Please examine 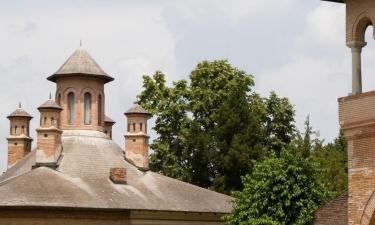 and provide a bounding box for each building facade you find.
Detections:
[0,47,232,225]
[316,1,375,225]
